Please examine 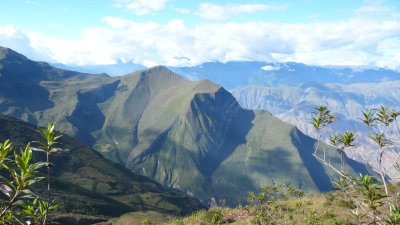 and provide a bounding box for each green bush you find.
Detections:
[204,208,223,224]
[142,218,153,225]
